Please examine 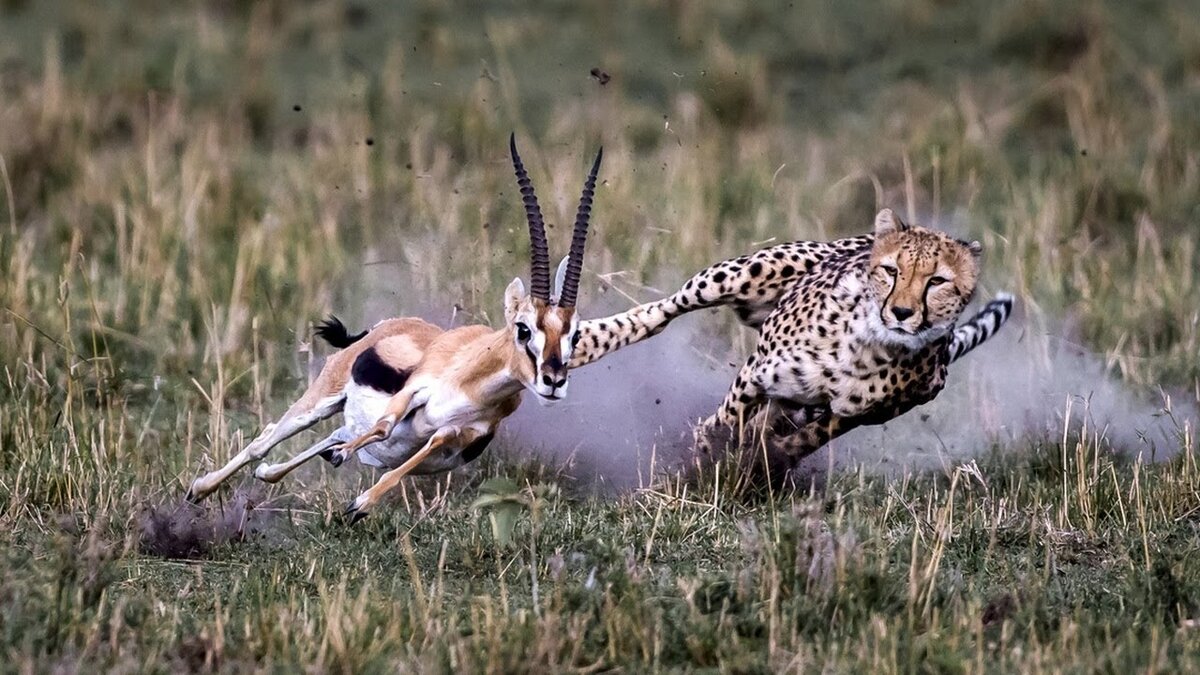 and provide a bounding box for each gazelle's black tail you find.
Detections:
[314,316,368,349]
